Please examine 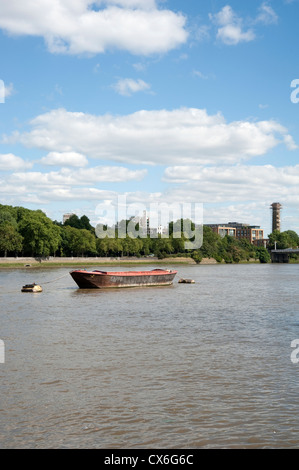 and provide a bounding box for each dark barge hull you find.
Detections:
[70,269,178,289]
